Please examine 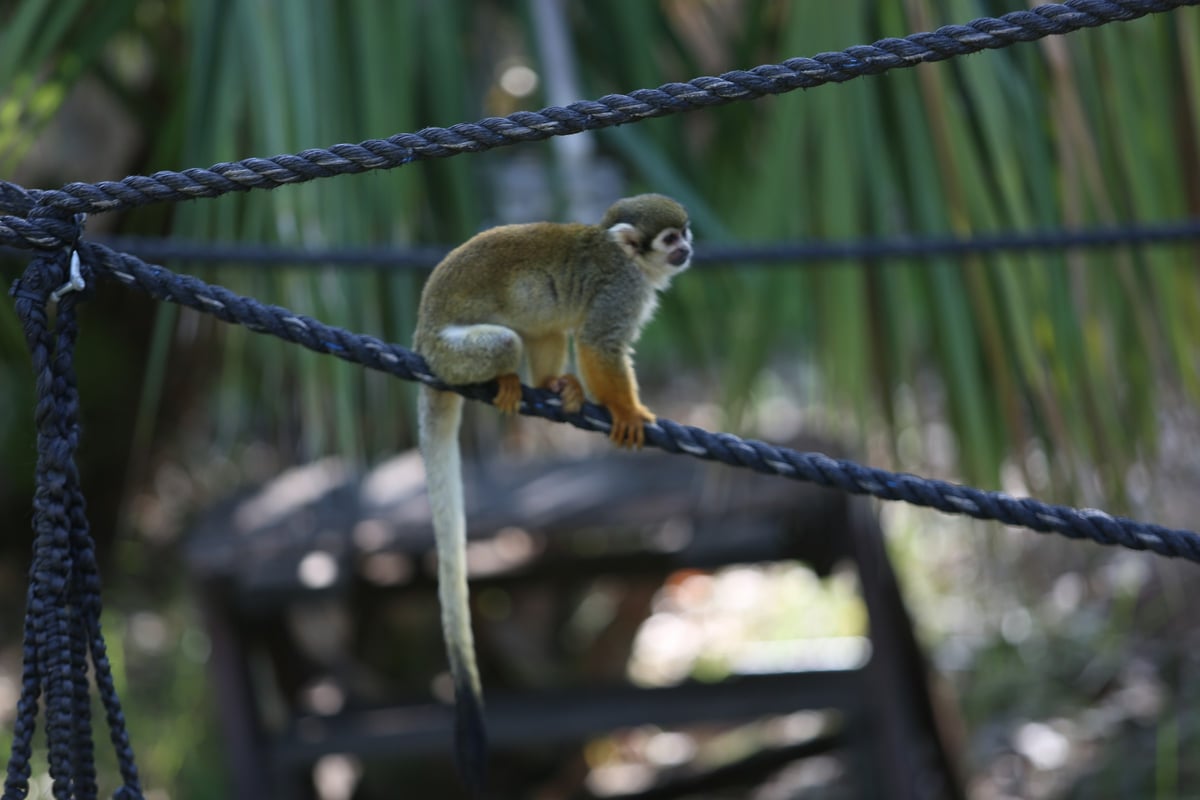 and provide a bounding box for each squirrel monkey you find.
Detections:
[413,194,692,791]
